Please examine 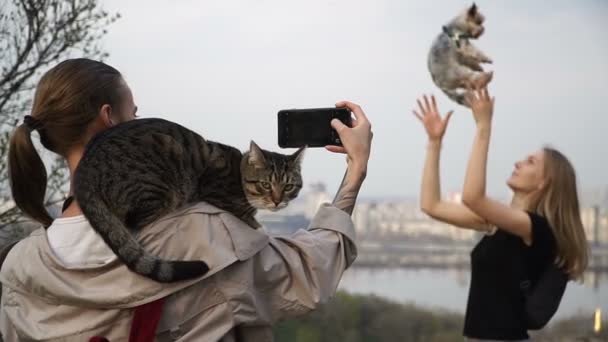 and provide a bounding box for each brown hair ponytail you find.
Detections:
[8,123,53,227]
[7,58,124,227]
